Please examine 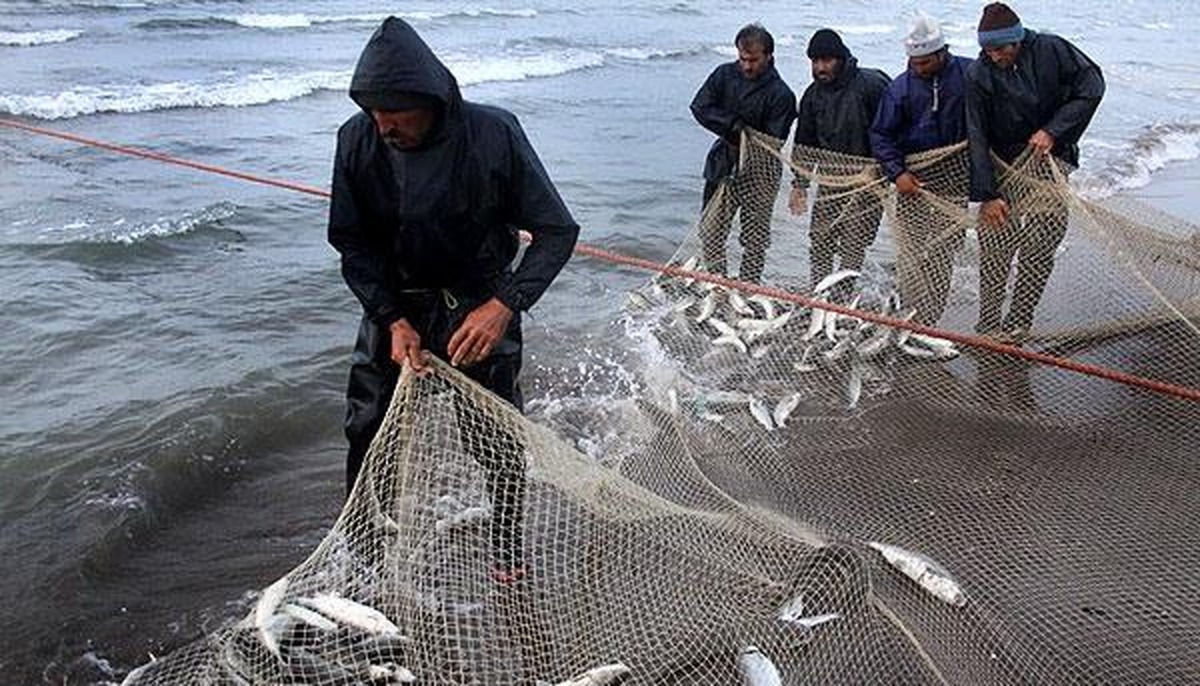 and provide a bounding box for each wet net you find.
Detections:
[122,130,1200,685]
